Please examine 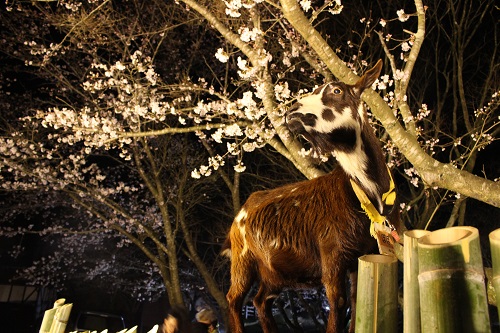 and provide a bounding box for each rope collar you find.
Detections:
[349,167,396,238]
